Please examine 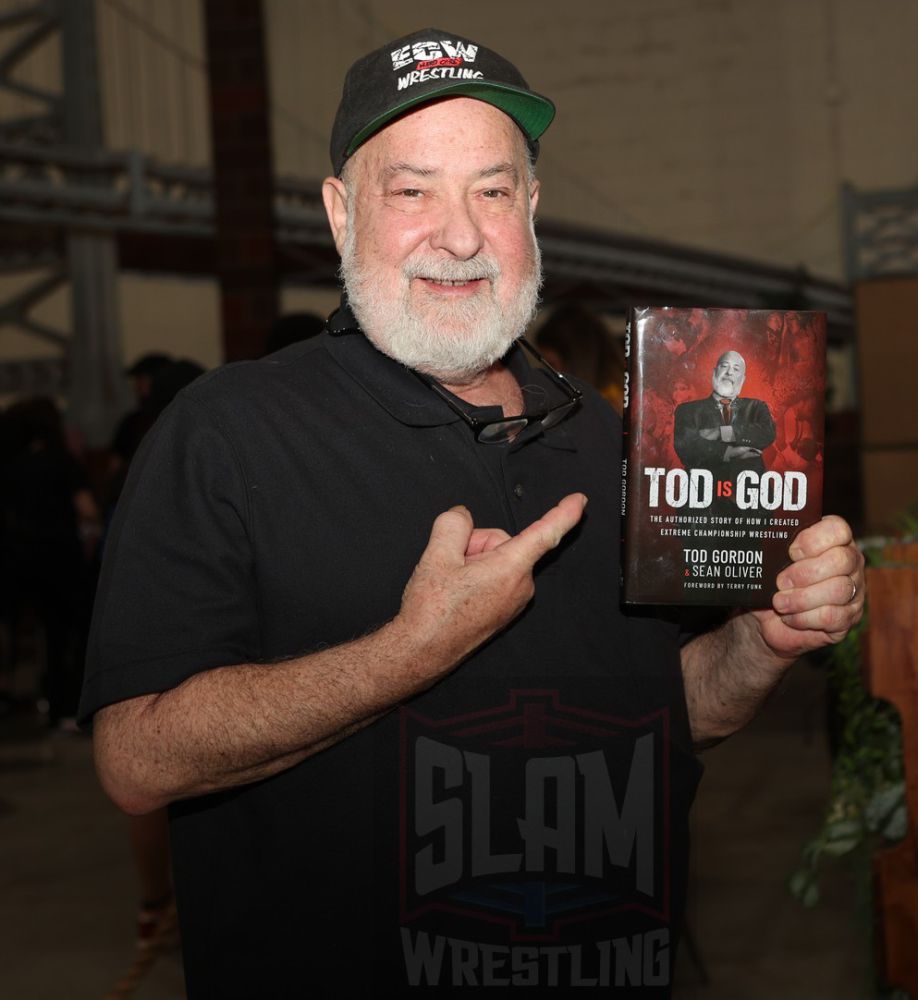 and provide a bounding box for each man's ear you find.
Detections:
[528,178,540,218]
[322,176,349,255]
